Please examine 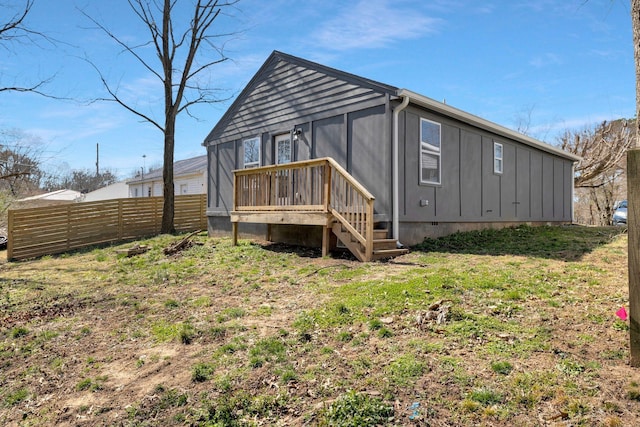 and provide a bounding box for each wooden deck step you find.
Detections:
[371,247,410,261]
[373,229,389,239]
[331,222,408,261]
[372,238,399,251]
